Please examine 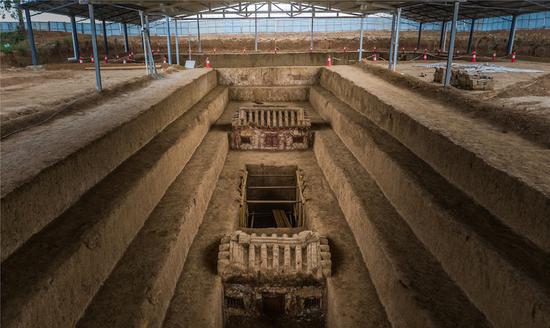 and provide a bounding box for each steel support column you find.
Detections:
[310,7,315,50]
[24,8,38,66]
[467,18,475,53]
[507,15,518,55]
[102,20,109,58]
[444,2,460,87]
[388,12,397,69]
[143,14,157,76]
[439,21,447,51]
[166,16,172,64]
[390,8,401,71]
[416,22,423,50]
[358,14,365,61]
[140,11,149,73]
[123,23,129,53]
[391,8,402,71]
[70,15,80,60]
[254,4,259,51]
[197,16,202,53]
[88,4,102,91]
[174,19,180,65]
